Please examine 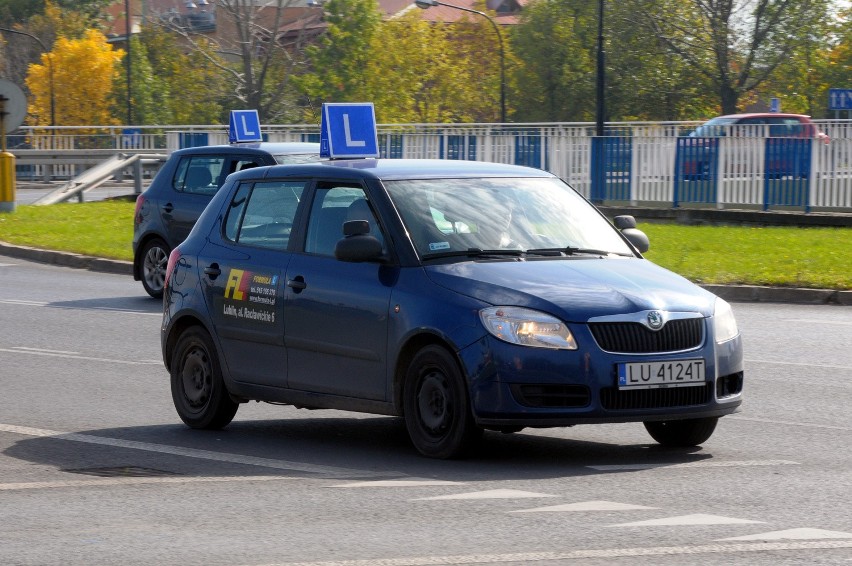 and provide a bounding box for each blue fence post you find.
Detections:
[674,137,719,208]
[763,137,811,211]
